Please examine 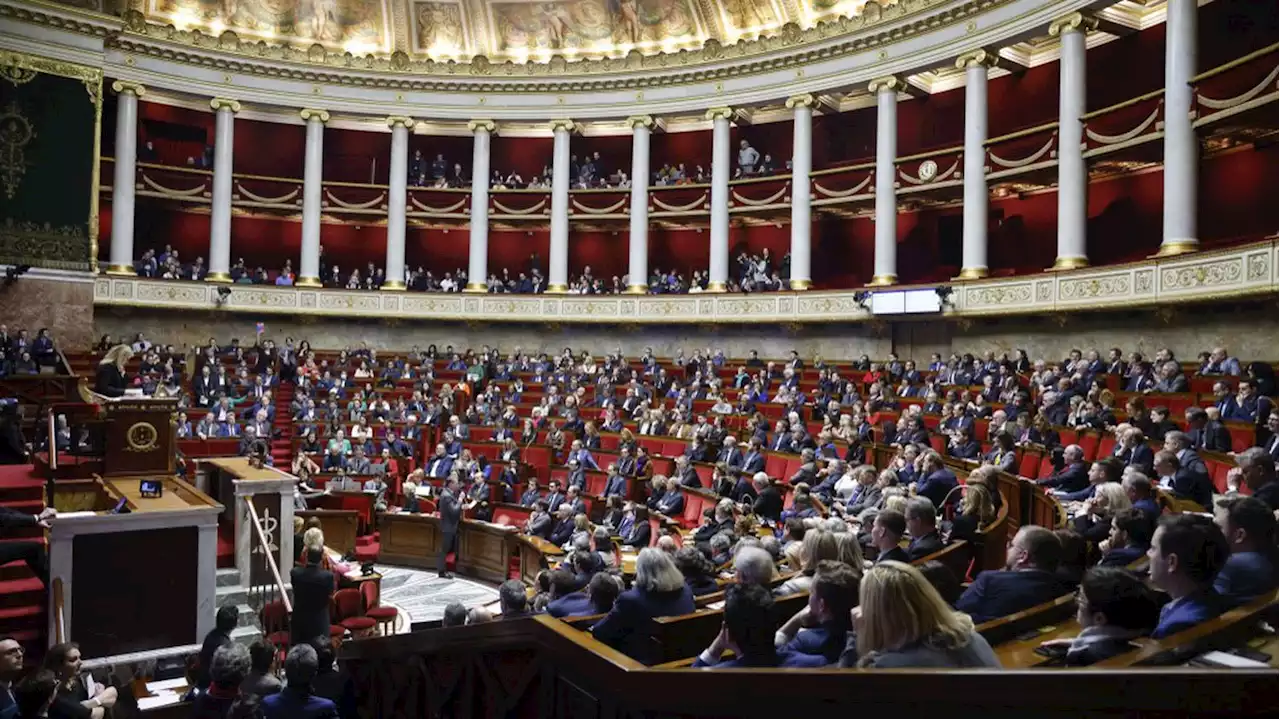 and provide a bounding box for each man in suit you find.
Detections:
[563,486,587,516]
[1148,514,1228,638]
[519,484,542,507]
[604,466,629,498]
[740,438,766,476]
[789,448,819,487]
[912,452,959,511]
[289,548,335,646]
[548,505,576,546]
[655,478,685,517]
[1160,432,1214,510]
[956,525,1075,624]
[526,500,553,540]
[544,479,566,513]
[750,473,783,524]
[769,421,793,453]
[0,504,54,586]
[870,510,911,564]
[1229,446,1278,511]
[548,572,621,621]
[262,644,339,719]
[436,475,468,579]
[424,444,454,479]
[717,437,743,470]
[1212,496,1278,609]
[1098,507,1153,568]
[1116,427,1155,477]
[1185,407,1231,454]
[674,456,701,489]
[692,583,827,669]
[1035,444,1090,493]
[568,440,599,471]
[904,498,945,560]
[615,447,637,477]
